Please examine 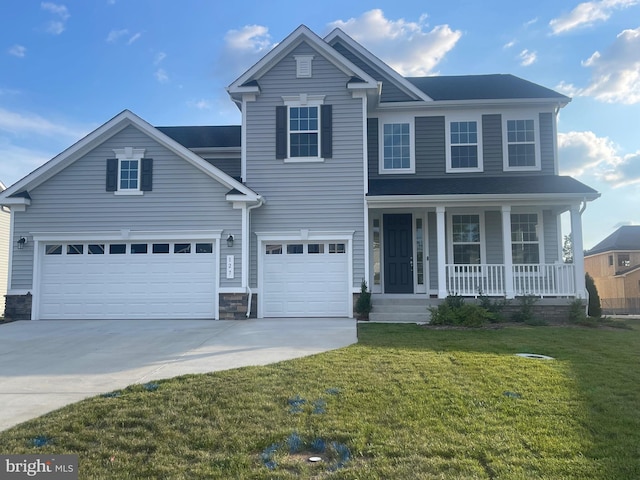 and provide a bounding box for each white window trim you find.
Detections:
[446,211,486,264]
[502,114,541,172]
[510,209,545,264]
[445,114,483,173]
[113,147,145,195]
[378,114,415,174]
[282,94,325,163]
